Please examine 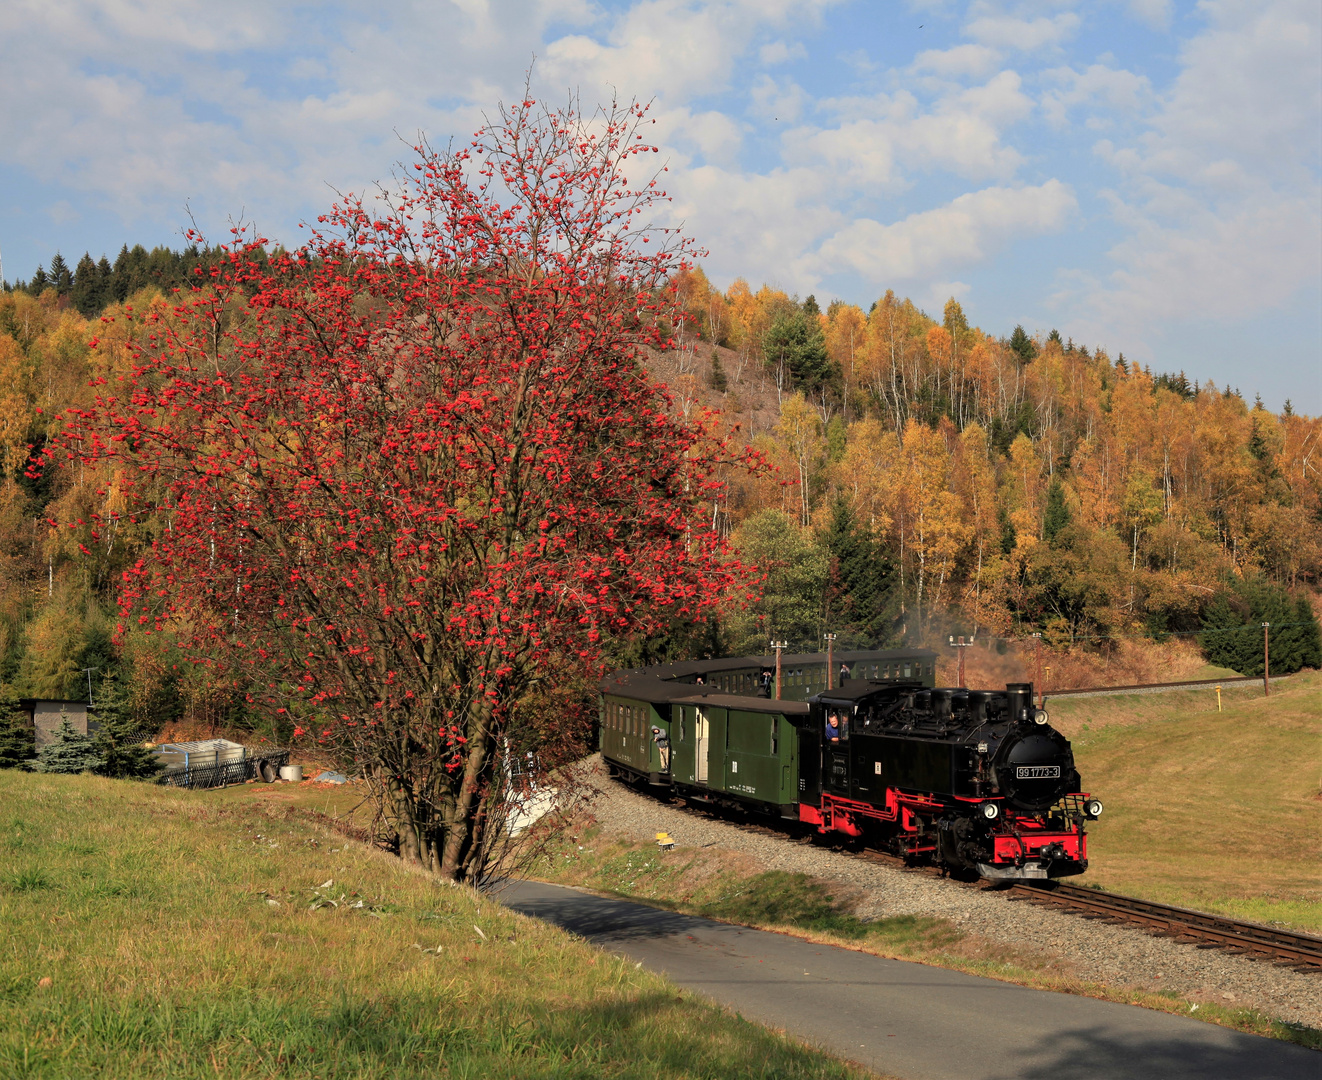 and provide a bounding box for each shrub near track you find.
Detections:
[1048,670,1322,931]
[0,772,876,1080]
